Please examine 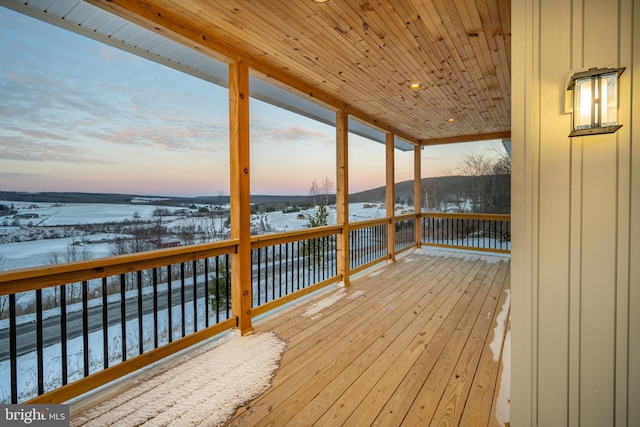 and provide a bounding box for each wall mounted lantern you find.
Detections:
[567,66,625,137]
